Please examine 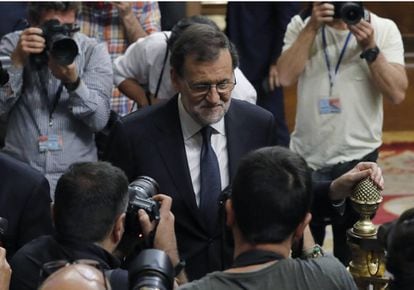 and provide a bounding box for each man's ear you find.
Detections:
[294,212,312,241]
[225,199,235,227]
[112,213,126,244]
